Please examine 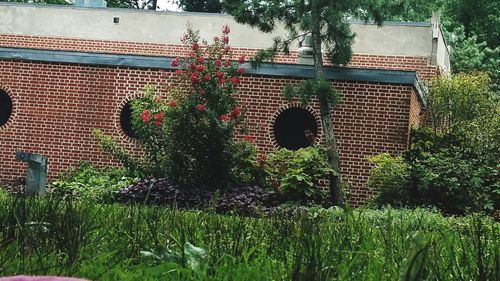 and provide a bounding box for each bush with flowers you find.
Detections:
[96,25,261,190]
